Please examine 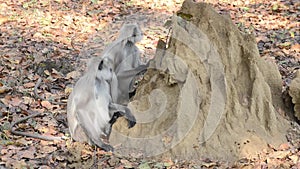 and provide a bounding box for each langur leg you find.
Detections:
[77,111,114,152]
[83,127,114,152]
[95,141,114,152]
[109,103,136,128]
[85,129,114,152]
